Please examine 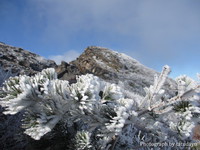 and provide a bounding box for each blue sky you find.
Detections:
[0,0,200,79]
